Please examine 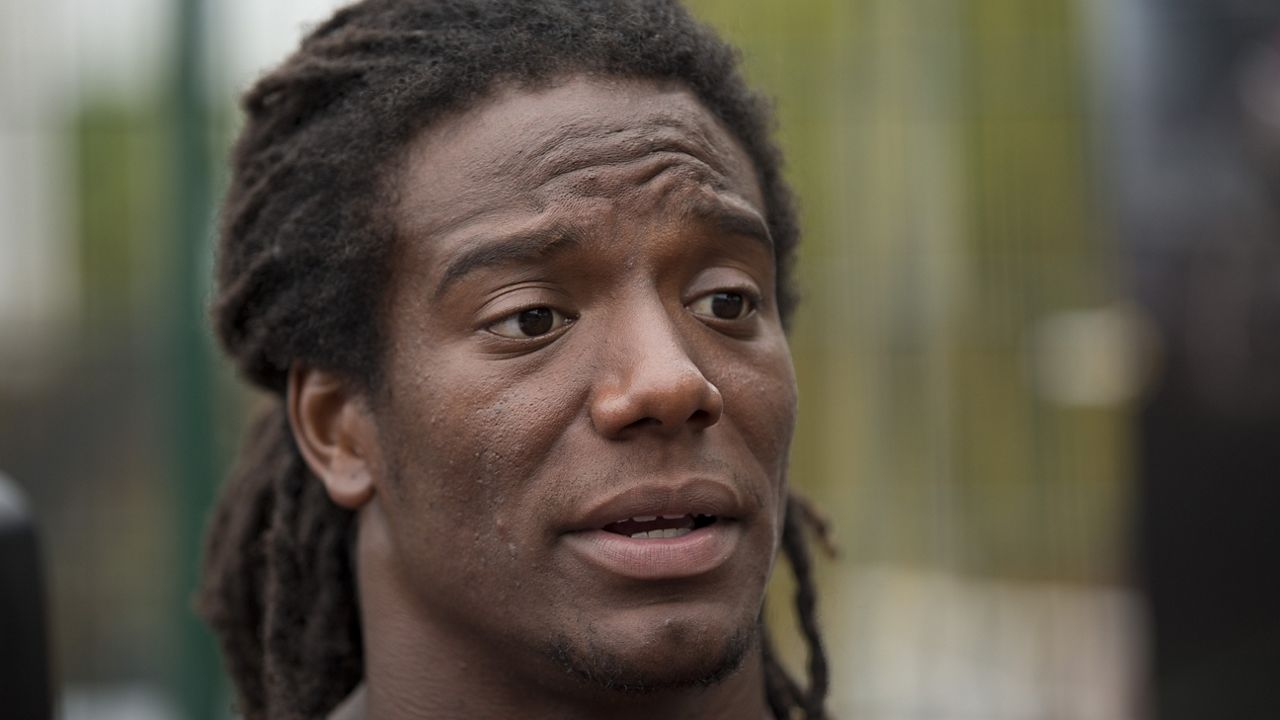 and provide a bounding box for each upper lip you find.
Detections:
[563,478,745,533]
